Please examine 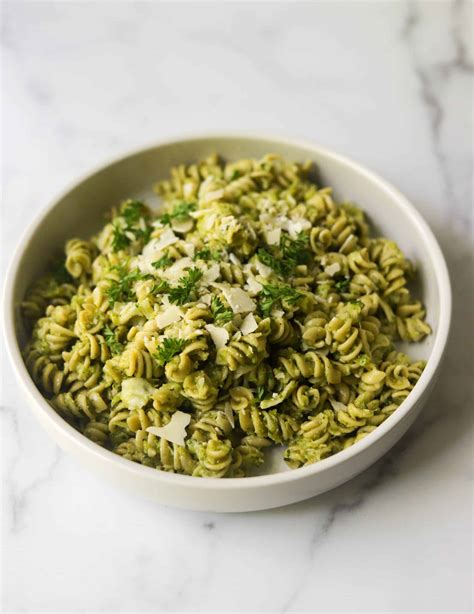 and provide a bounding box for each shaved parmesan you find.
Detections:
[153,228,179,251]
[329,399,347,412]
[229,253,241,265]
[156,305,183,329]
[202,264,220,284]
[200,293,213,305]
[171,218,194,234]
[240,313,258,335]
[163,257,194,281]
[224,404,235,428]
[182,242,196,258]
[272,309,284,318]
[245,276,263,296]
[222,288,256,314]
[255,260,273,278]
[121,378,155,410]
[205,324,229,349]
[324,262,341,277]
[266,228,281,246]
[201,188,225,204]
[146,411,191,446]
